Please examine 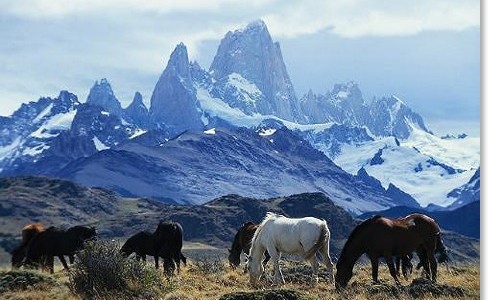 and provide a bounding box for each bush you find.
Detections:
[191,256,225,276]
[0,270,55,294]
[68,240,173,300]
